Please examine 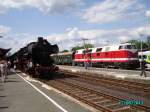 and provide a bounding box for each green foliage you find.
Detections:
[84,43,94,48]
[127,40,141,49]
[147,42,150,50]
[127,39,148,50]
[71,44,94,51]
[71,45,84,51]
[60,50,69,53]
